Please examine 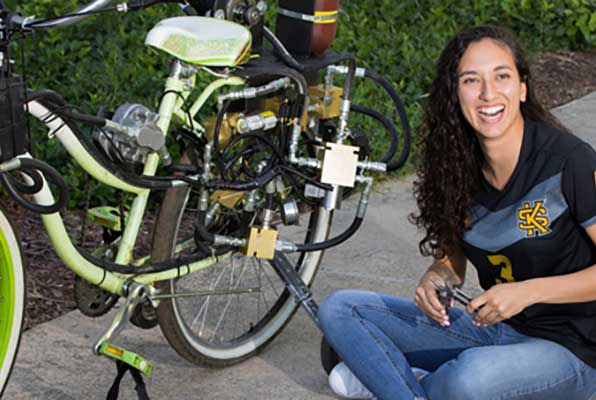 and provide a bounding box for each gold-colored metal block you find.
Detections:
[309,84,343,119]
[321,142,359,188]
[204,113,241,147]
[210,190,245,209]
[241,226,278,260]
[263,97,282,115]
